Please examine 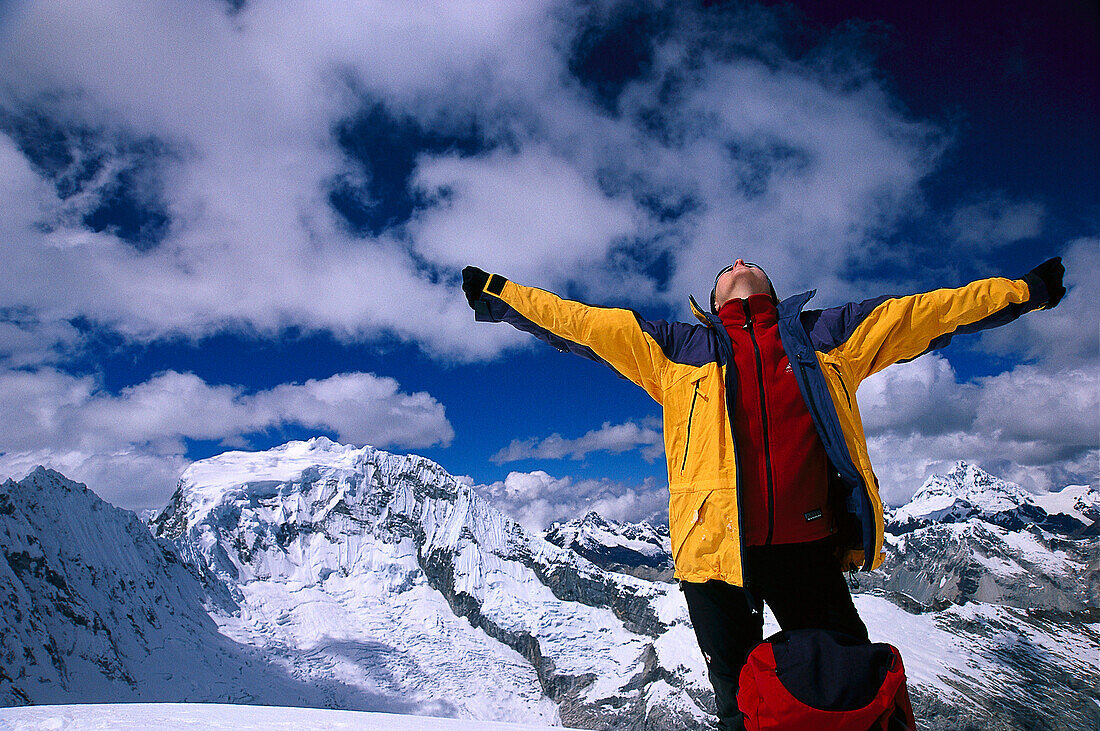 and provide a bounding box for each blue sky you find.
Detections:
[0,0,1096,528]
